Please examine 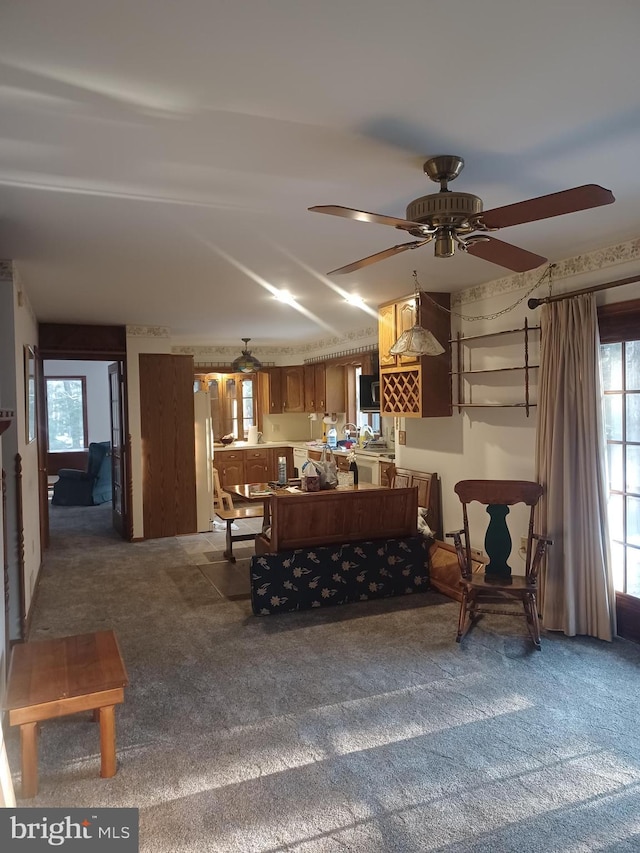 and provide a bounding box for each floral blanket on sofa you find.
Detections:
[249,535,430,615]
